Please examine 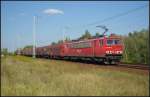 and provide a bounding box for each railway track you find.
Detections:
[30,56,150,71]
[55,58,150,71]
[61,59,150,71]
[51,57,149,70]
[116,63,150,70]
